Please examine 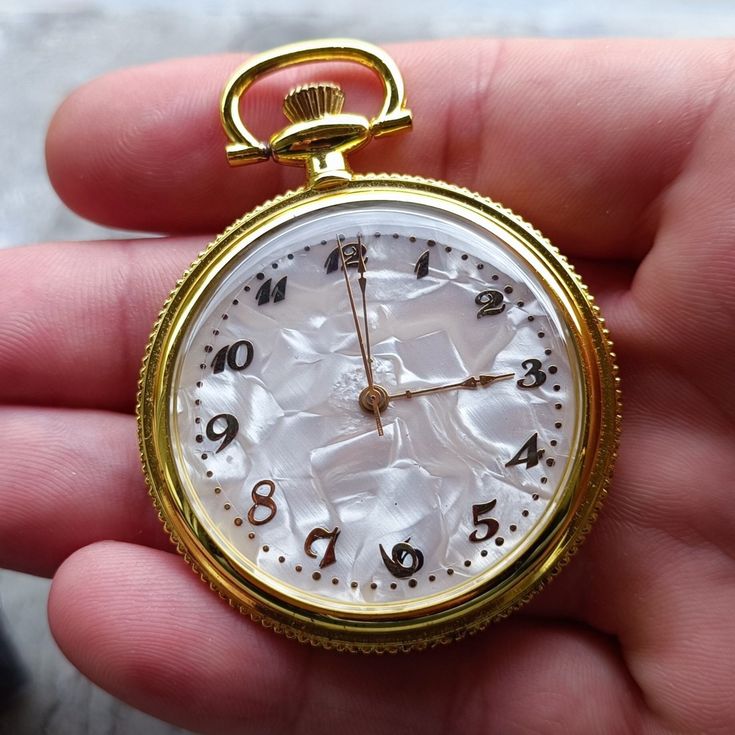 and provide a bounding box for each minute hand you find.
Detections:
[338,237,384,436]
[388,373,514,401]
